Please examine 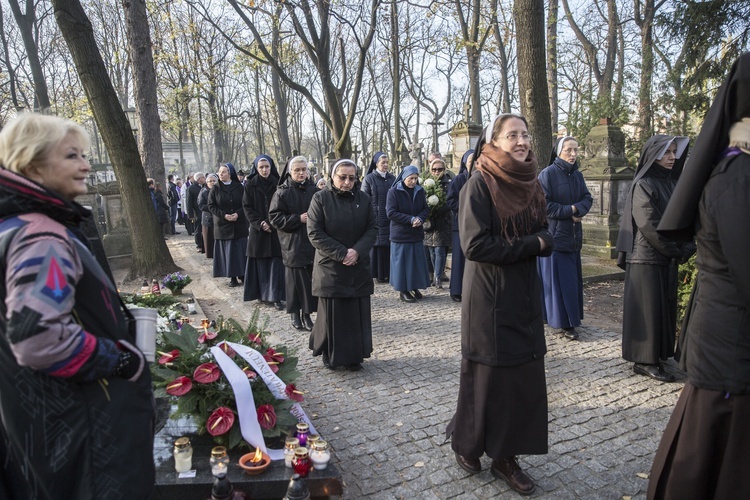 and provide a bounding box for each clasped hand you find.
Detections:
[343,248,358,266]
